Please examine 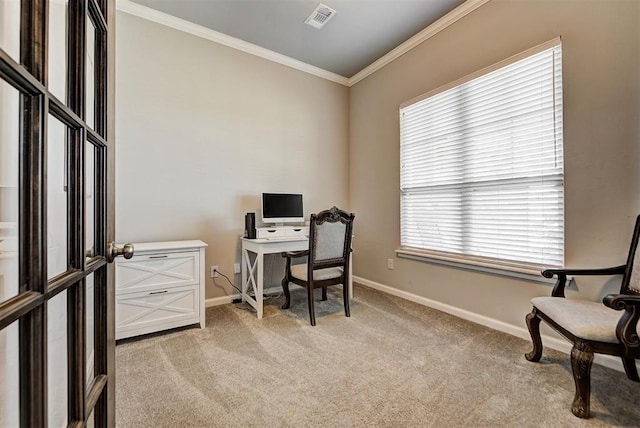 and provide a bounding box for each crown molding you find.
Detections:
[115,0,350,86]
[347,0,491,86]
[116,0,489,88]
